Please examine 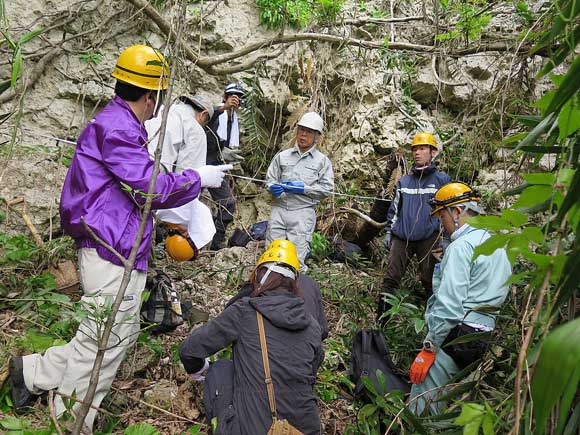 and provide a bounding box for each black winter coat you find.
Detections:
[180,289,324,435]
